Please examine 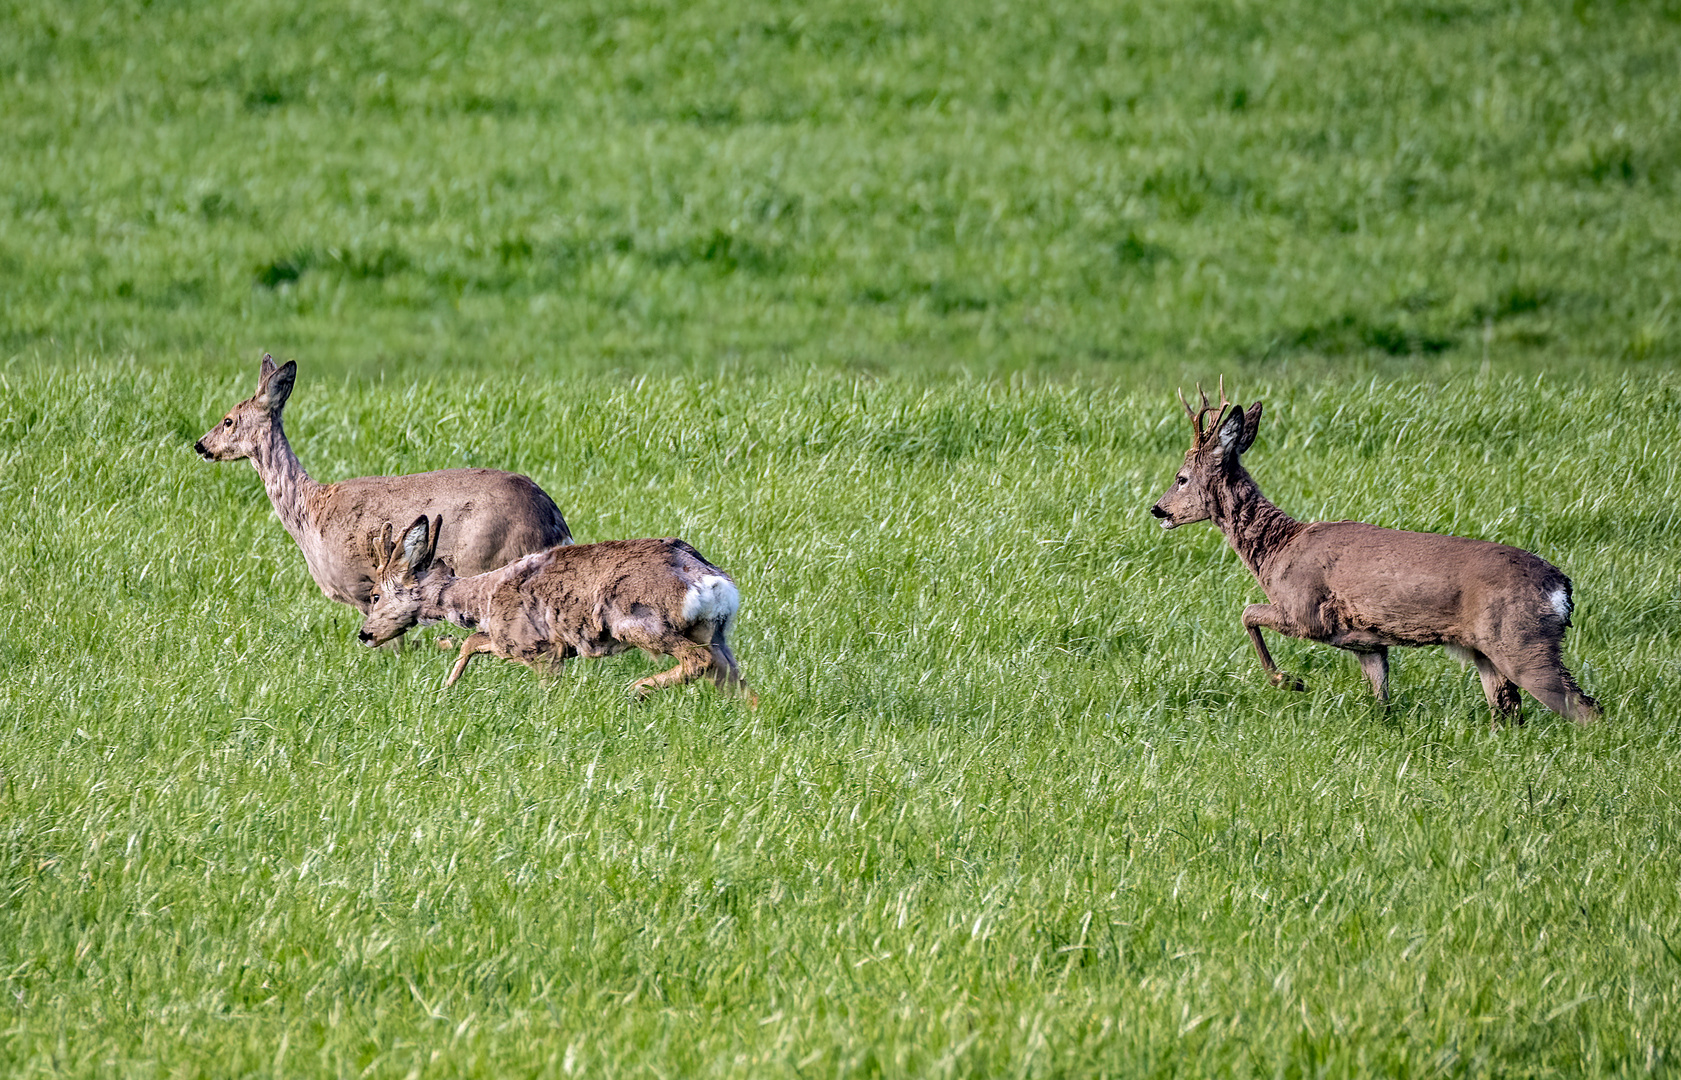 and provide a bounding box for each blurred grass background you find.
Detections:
[3,0,1677,375]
